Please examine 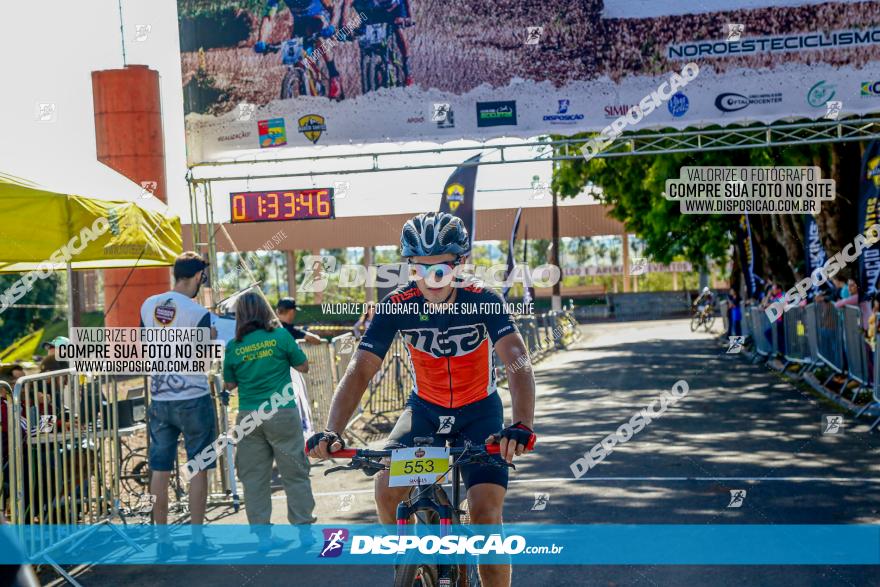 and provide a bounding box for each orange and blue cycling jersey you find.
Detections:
[358,281,518,408]
[267,0,327,17]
